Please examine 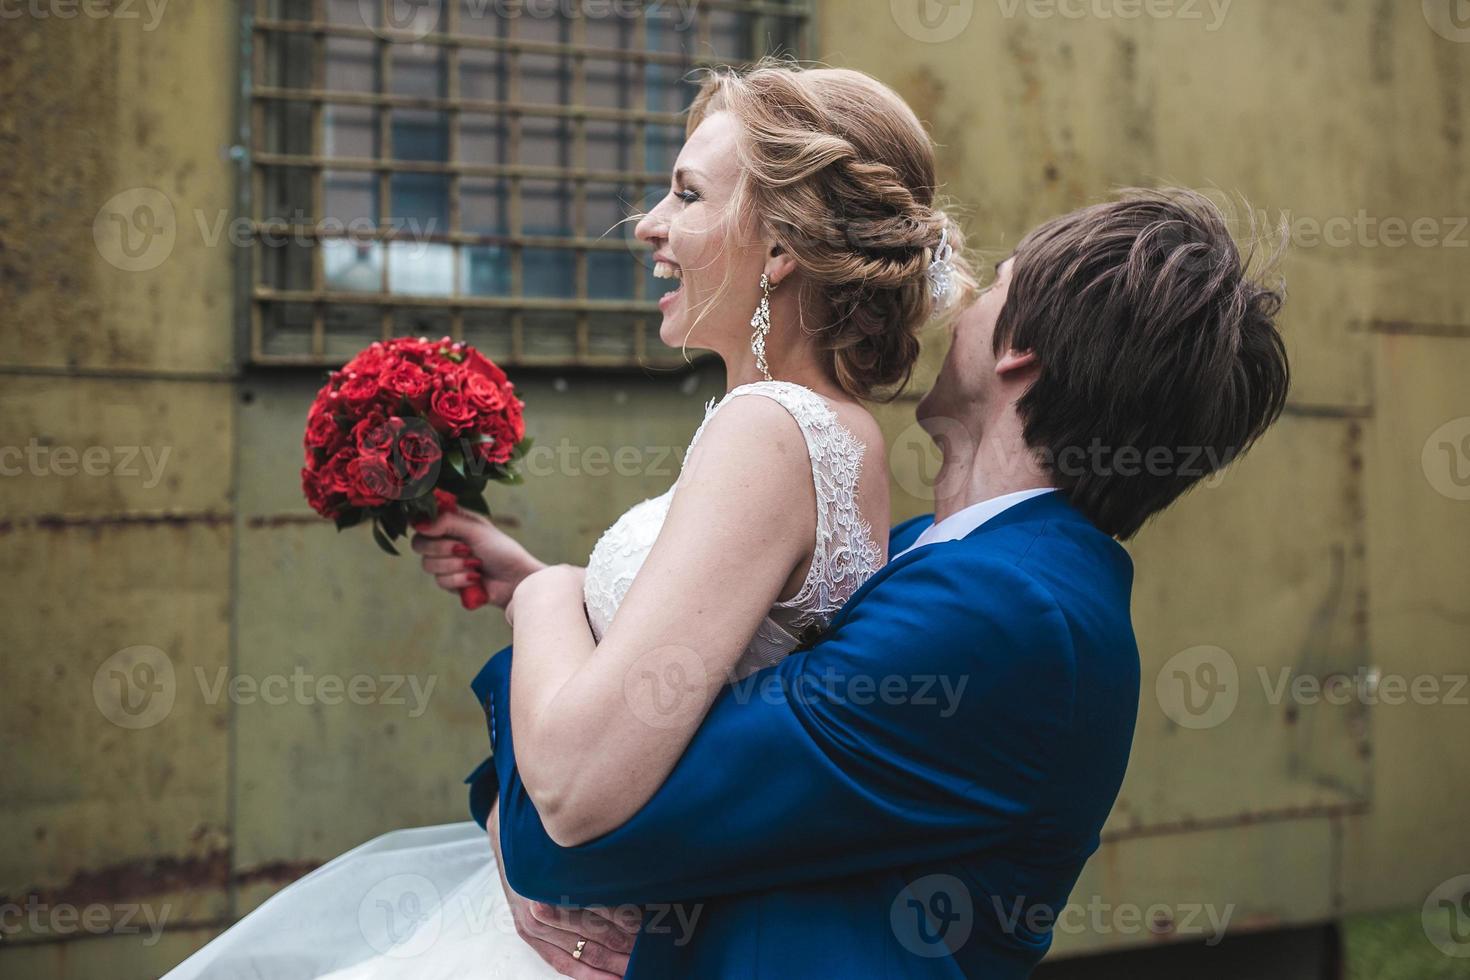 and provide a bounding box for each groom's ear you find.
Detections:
[764,244,798,289]
[996,348,1039,378]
